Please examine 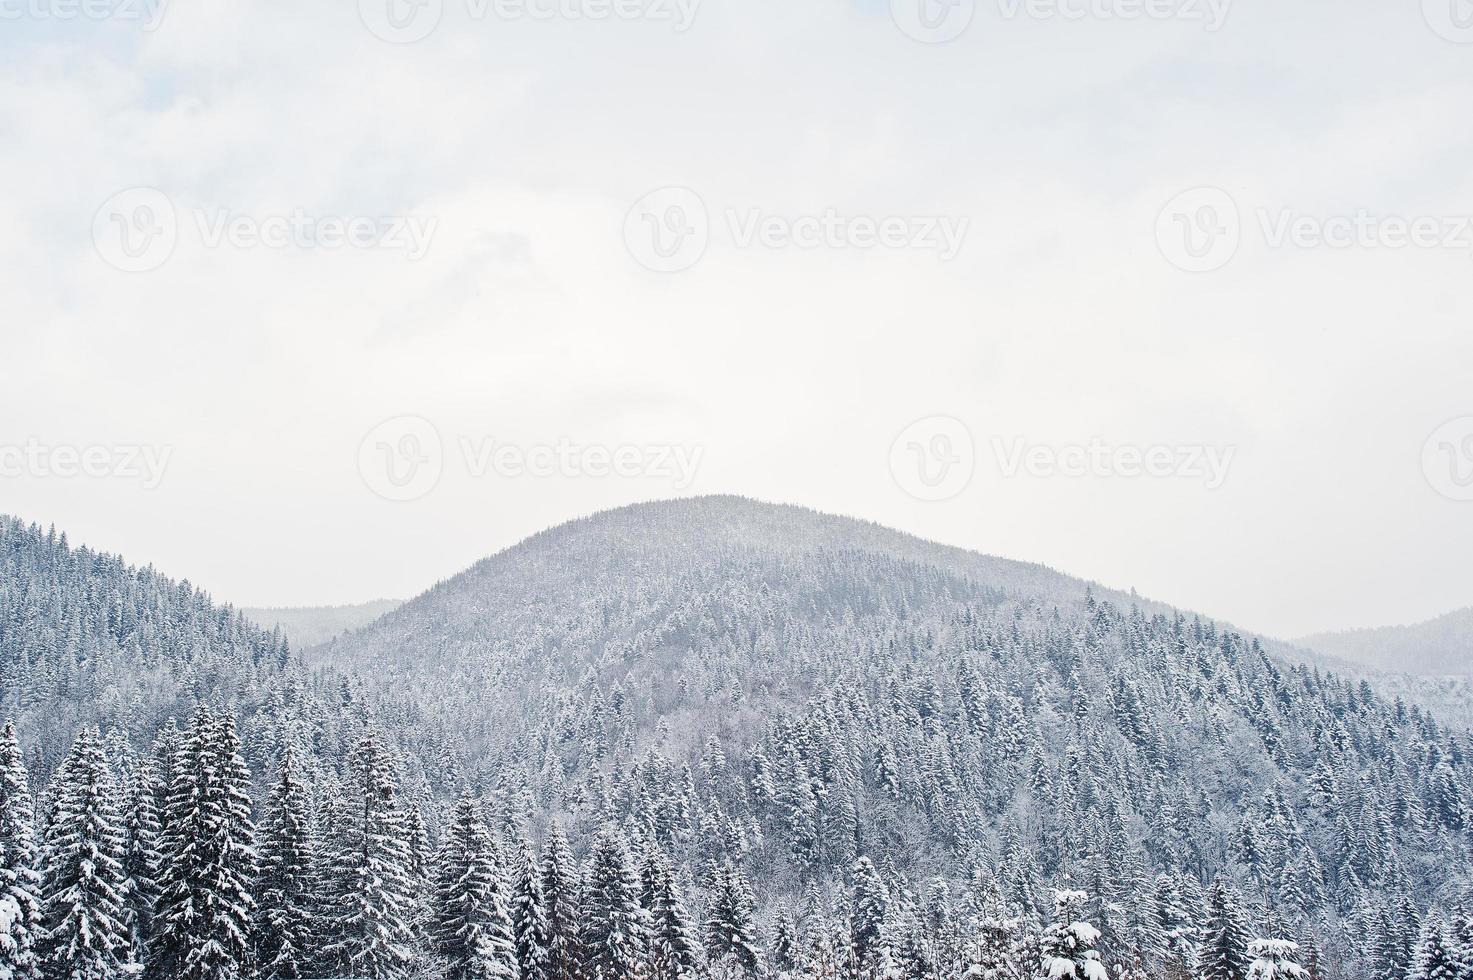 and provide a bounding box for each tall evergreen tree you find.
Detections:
[1408,917,1459,980]
[1038,889,1108,980]
[38,728,129,980]
[321,731,417,980]
[847,856,889,978]
[153,707,258,980]
[254,745,315,980]
[641,847,701,980]
[579,826,647,980]
[119,760,163,966]
[539,823,580,980]
[0,721,42,980]
[1199,877,1252,980]
[508,833,550,980]
[431,796,516,980]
